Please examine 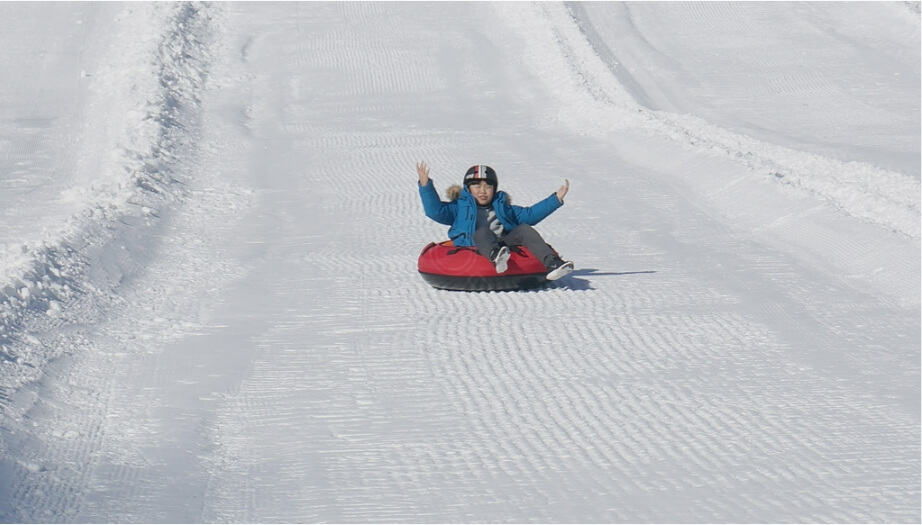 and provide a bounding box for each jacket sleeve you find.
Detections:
[418,179,457,226]
[510,193,563,226]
